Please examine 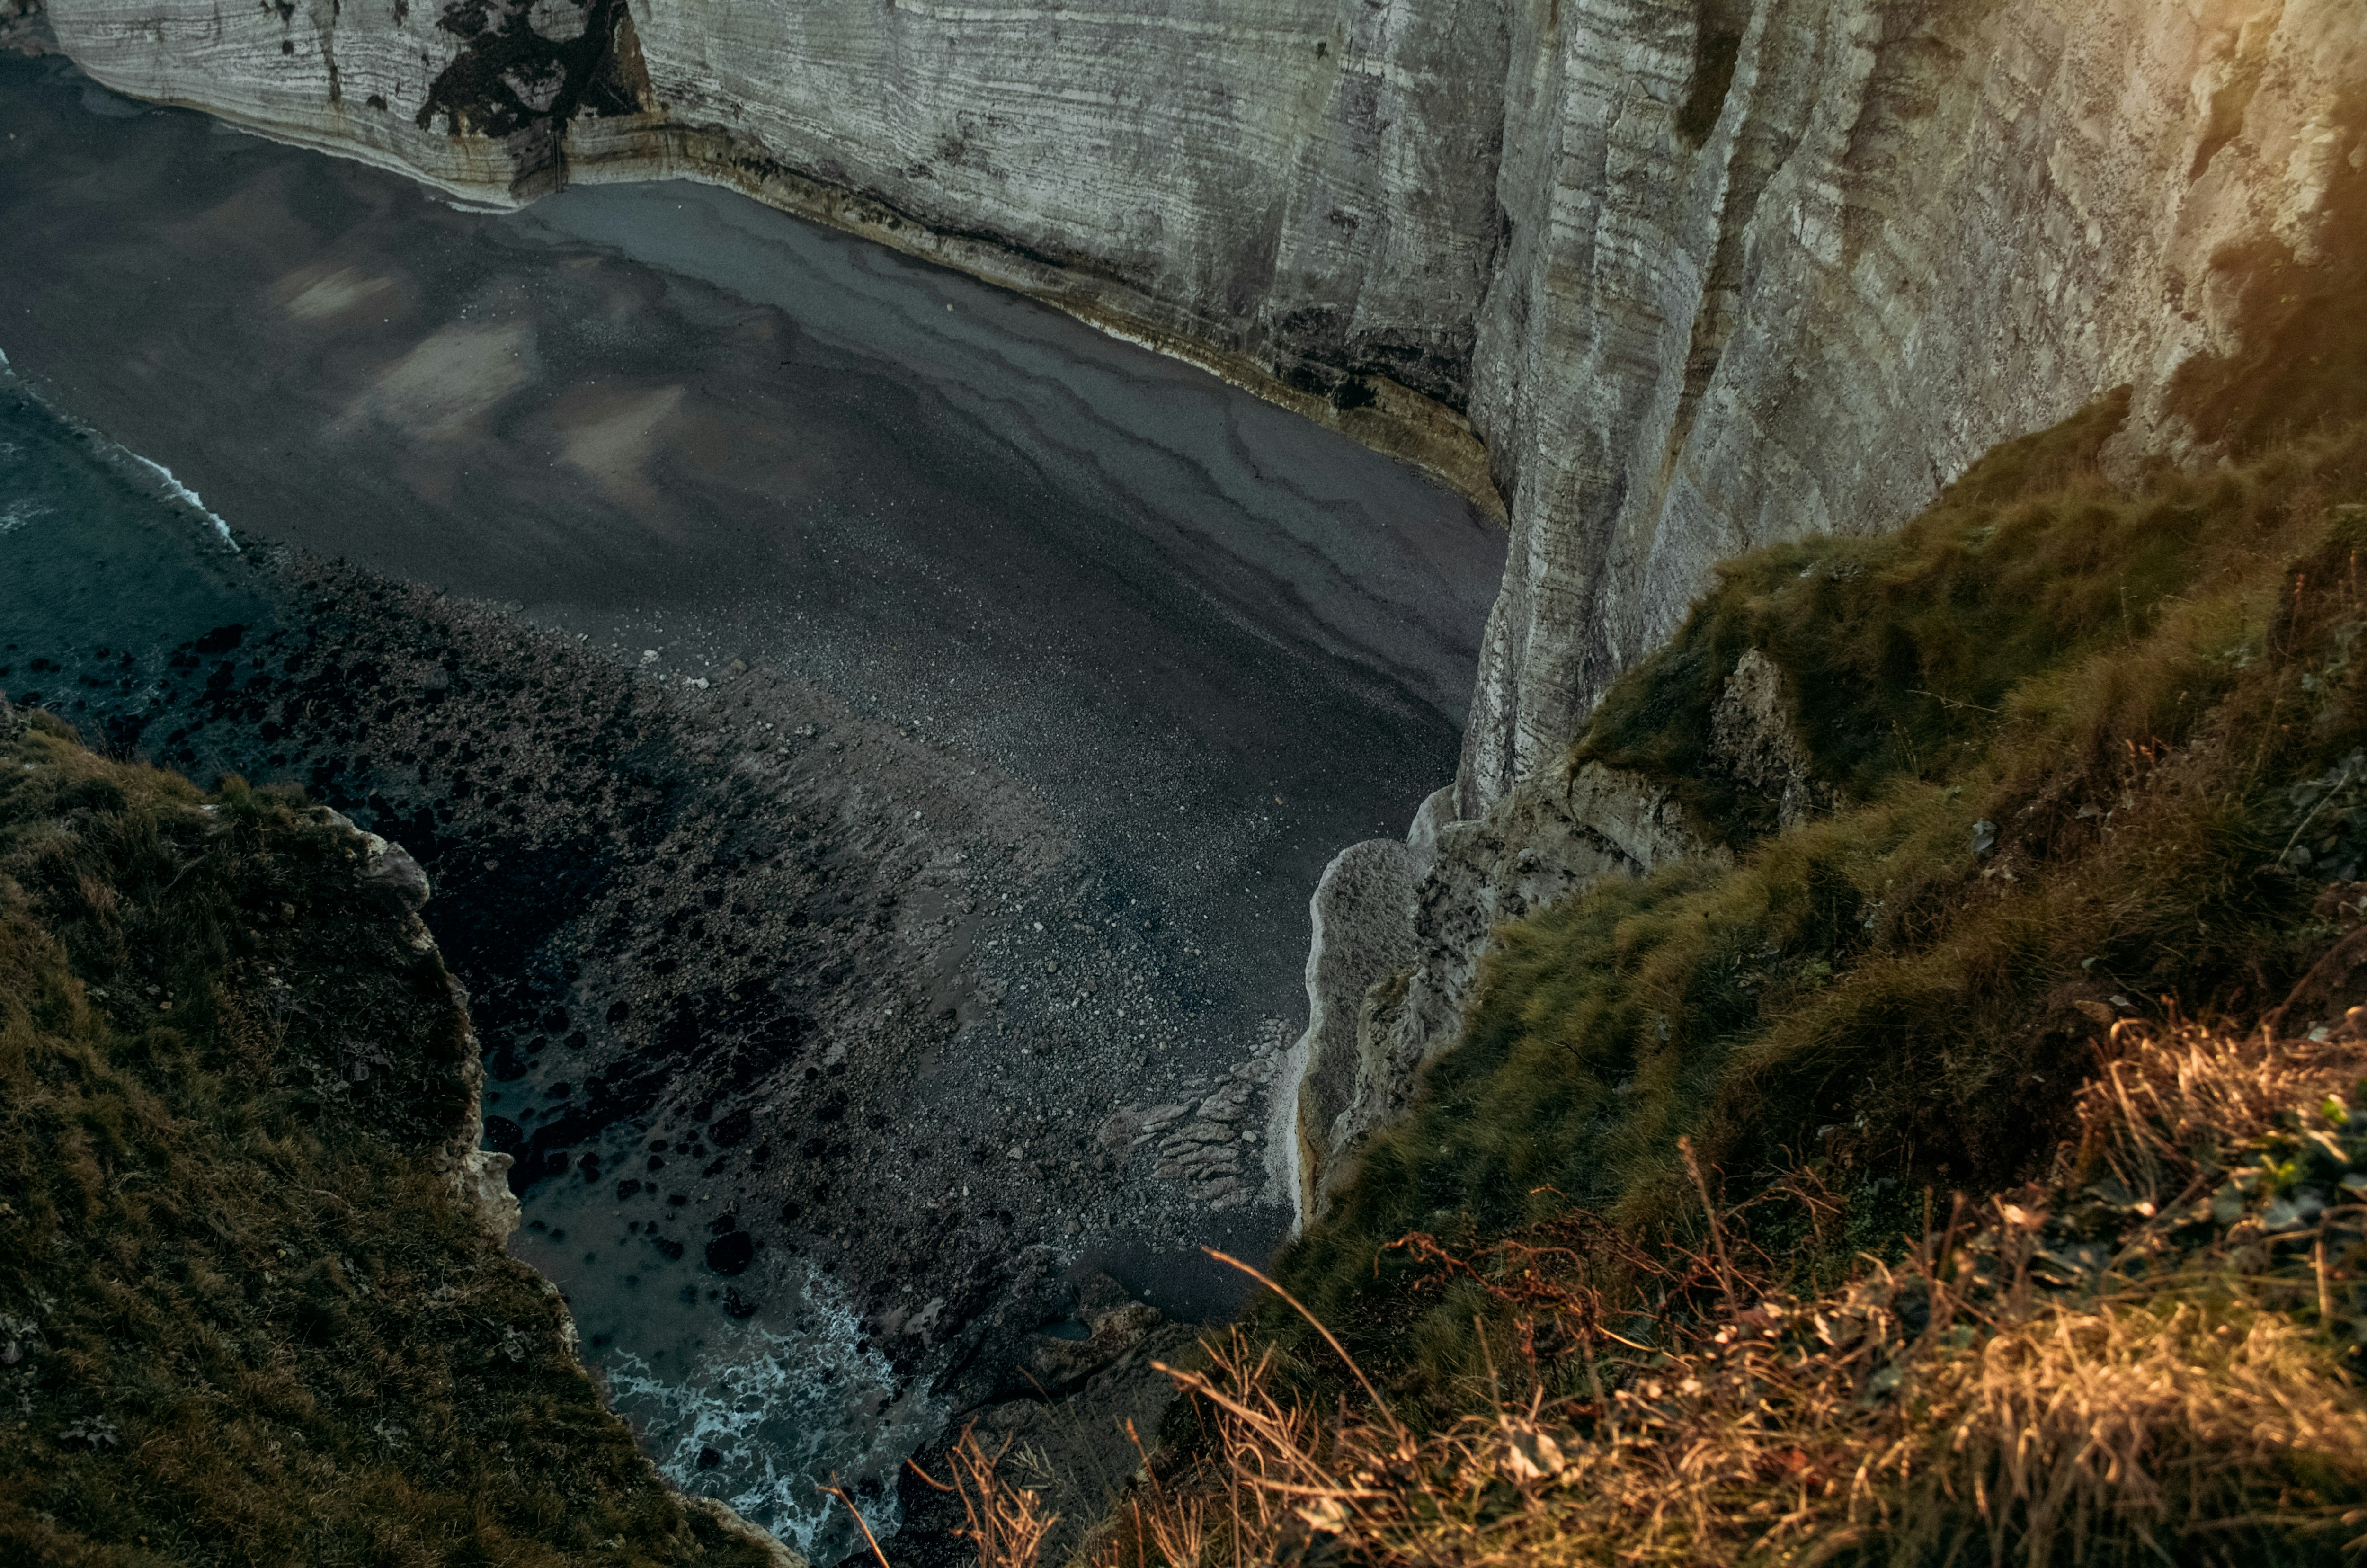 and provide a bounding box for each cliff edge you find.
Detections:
[0,697,798,1566]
